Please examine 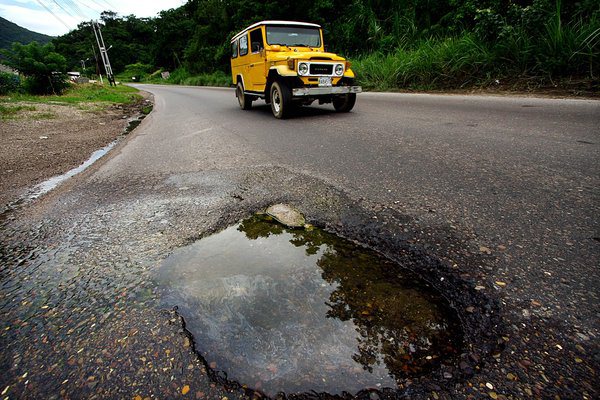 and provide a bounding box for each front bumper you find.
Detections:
[292,86,362,97]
